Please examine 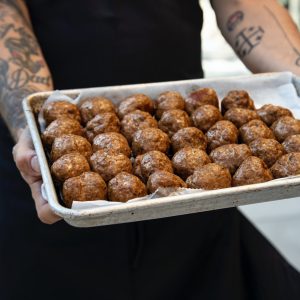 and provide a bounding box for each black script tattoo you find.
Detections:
[6,27,42,73]
[227,11,244,32]
[0,58,38,137]
[6,68,50,89]
[234,26,265,58]
[264,5,300,67]
[0,9,51,139]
